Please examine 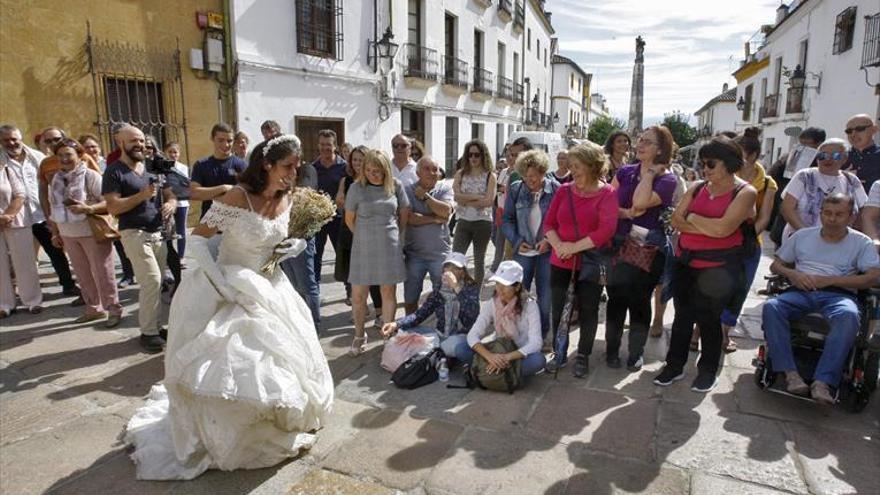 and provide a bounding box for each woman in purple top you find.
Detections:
[606,125,678,371]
